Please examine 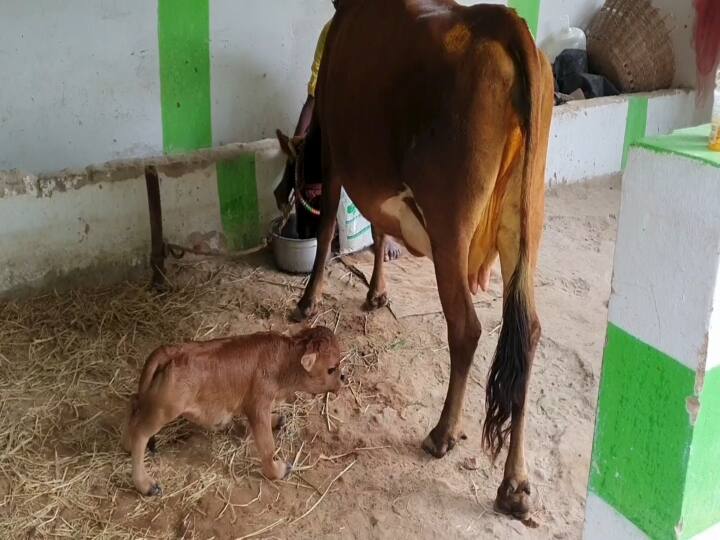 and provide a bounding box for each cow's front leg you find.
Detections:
[364,226,389,310]
[293,178,341,321]
[422,243,481,457]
